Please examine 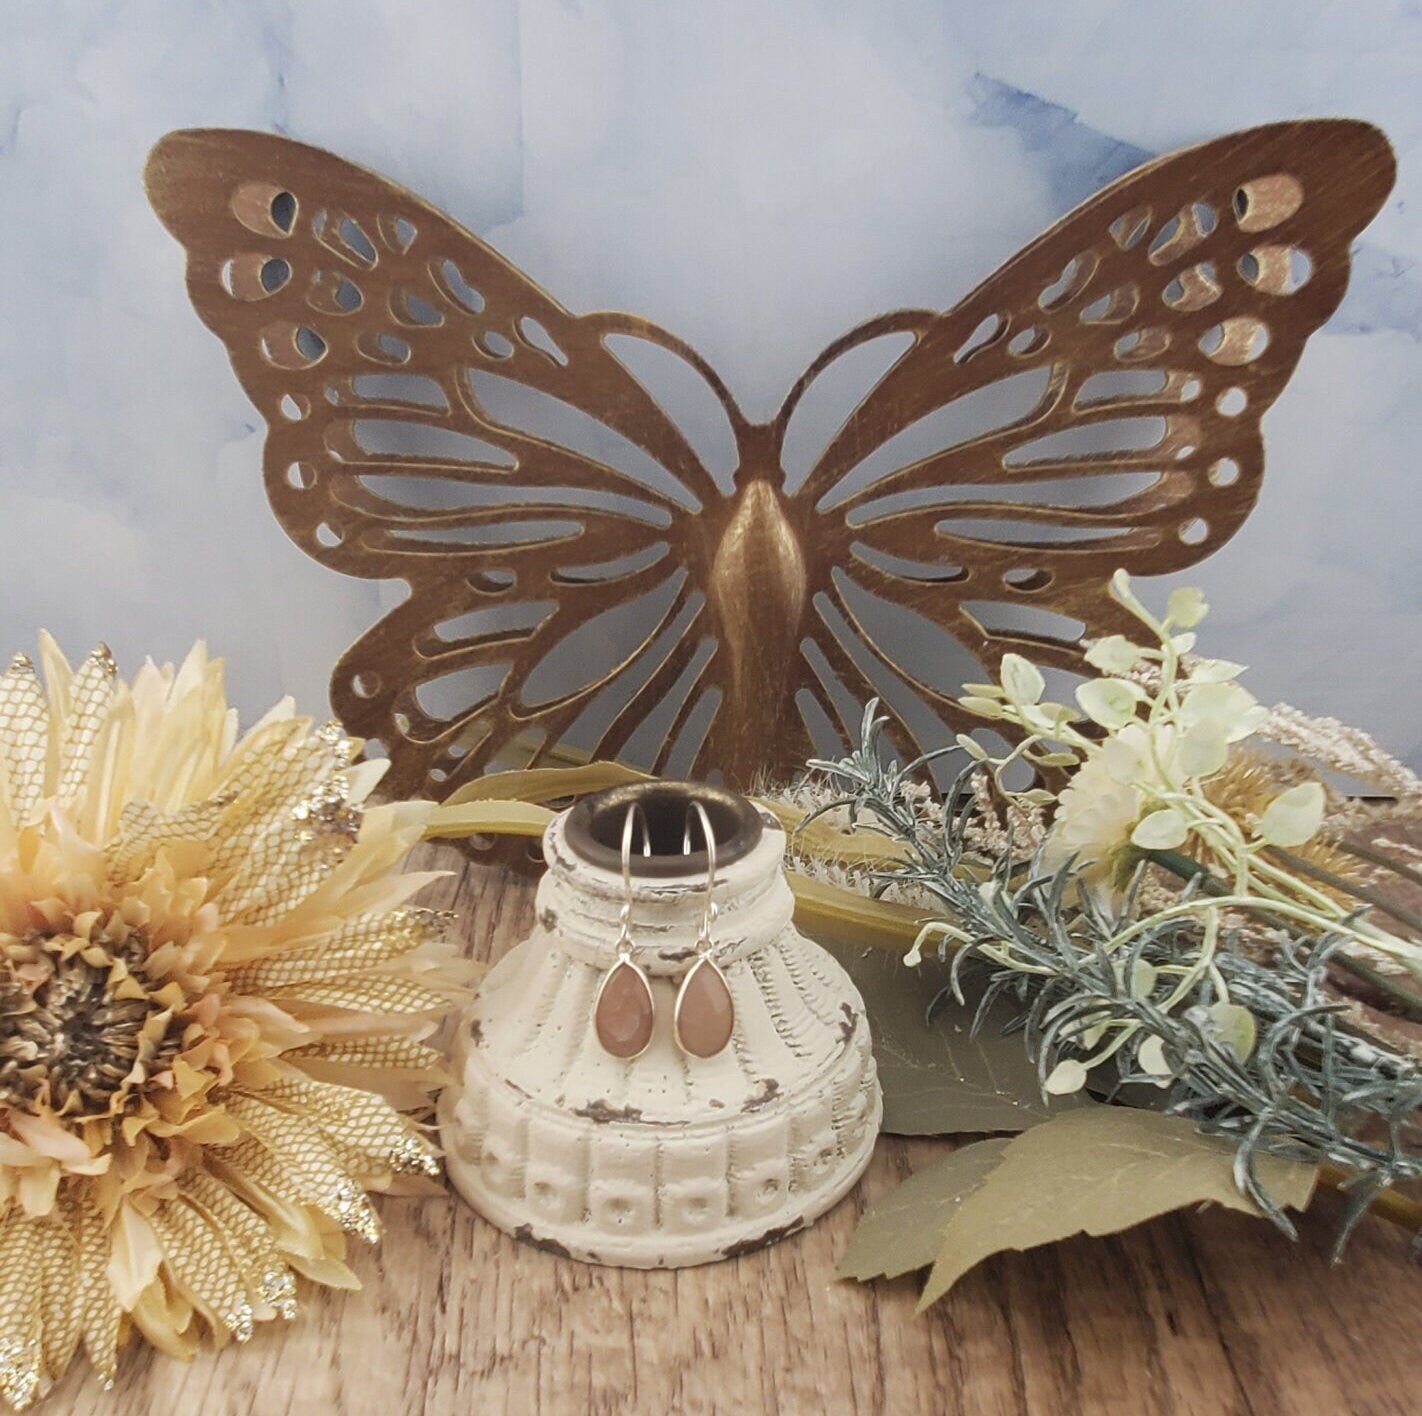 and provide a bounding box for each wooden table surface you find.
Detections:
[41,843,1422,1416]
